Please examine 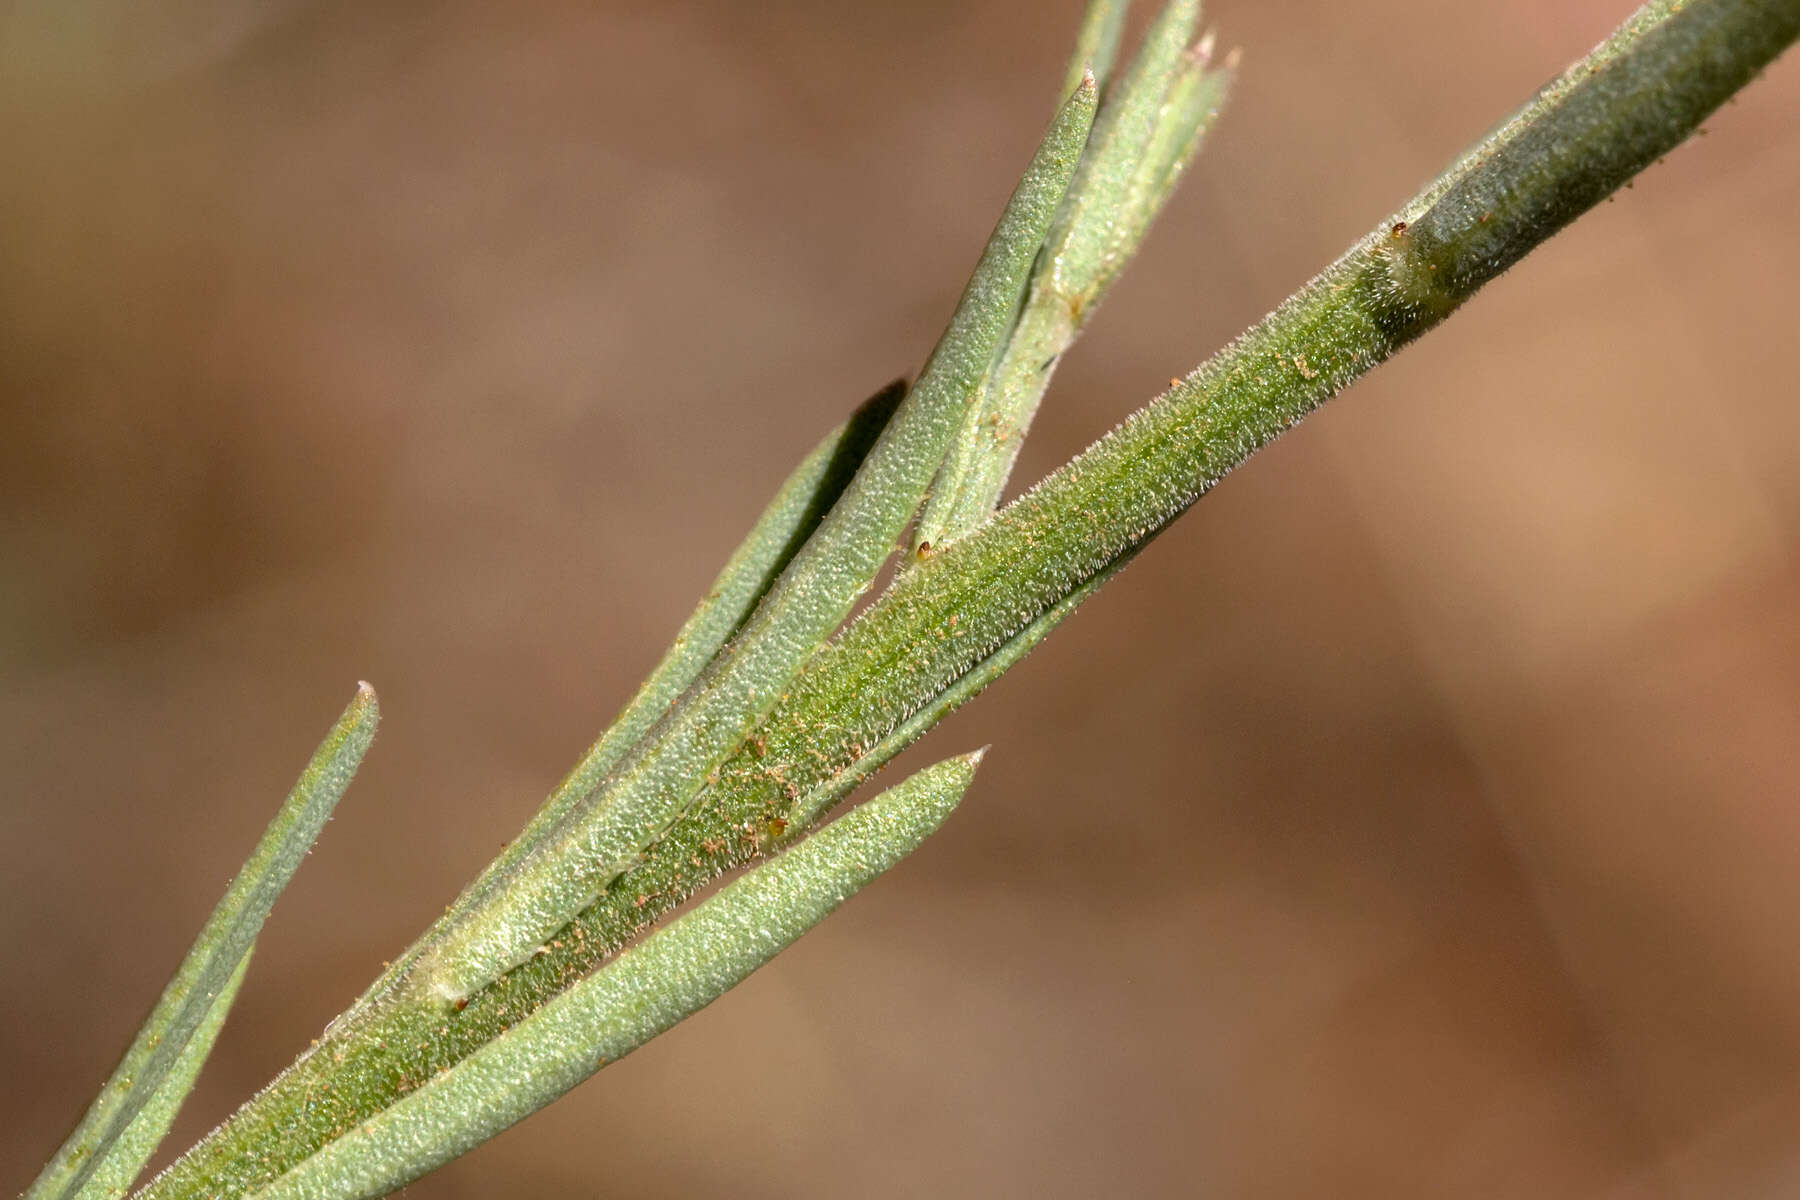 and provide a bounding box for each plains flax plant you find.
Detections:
[129,80,1093,1200]
[239,753,980,1200]
[352,380,905,1000]
[27,686,378,1200]
[125,3,1797,1197]
[914,0,1230,552]
[411,76,1097,1004]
